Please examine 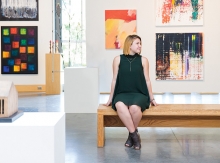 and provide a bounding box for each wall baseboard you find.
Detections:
[14,88,220,94]
[200,92,219,94]
[100,92,110,94]
[15,85,46,92]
